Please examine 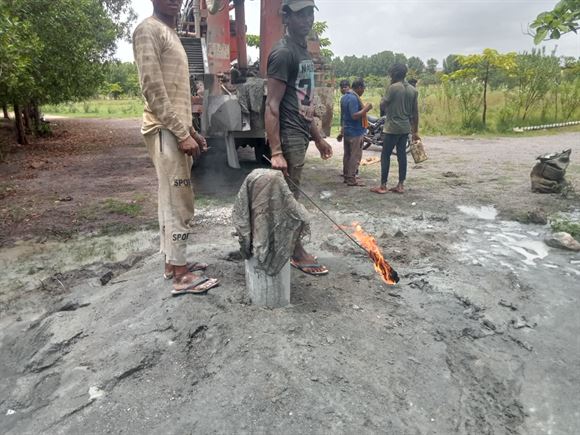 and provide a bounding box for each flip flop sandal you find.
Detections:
[164,262,209,280]
[290,258,329,276]
[171,276,220,296]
